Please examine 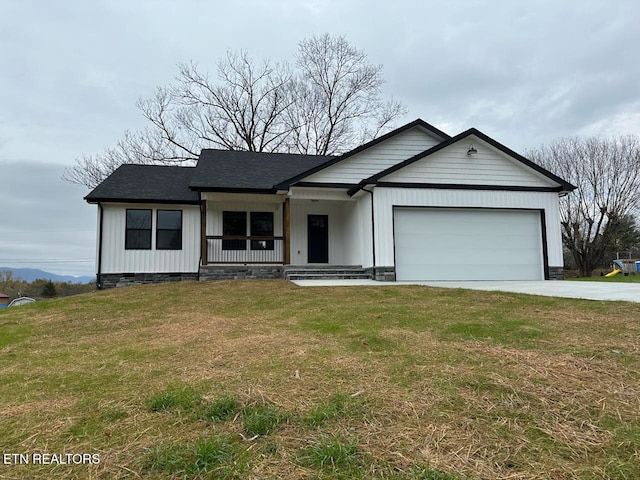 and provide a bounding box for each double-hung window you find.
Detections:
[222,211,247,250]
[250,212,274,250]
[156,210,182,250]
[125,209,152,250]
[222,211,274,250]
[125,209,182,250]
